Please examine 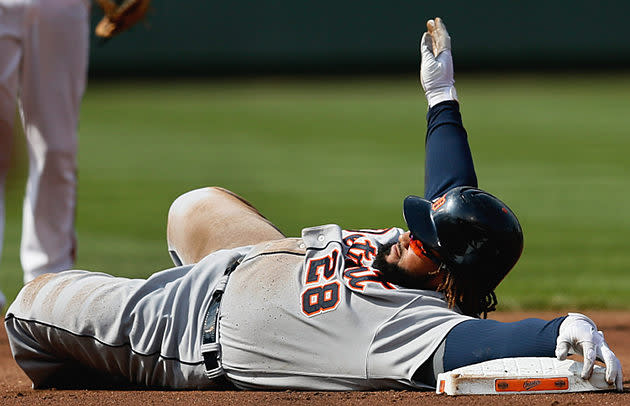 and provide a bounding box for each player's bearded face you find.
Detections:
[372,234,443,290]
